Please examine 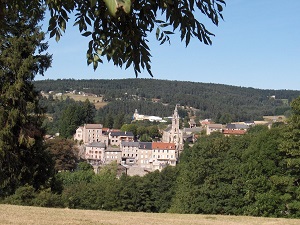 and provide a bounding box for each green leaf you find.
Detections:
[82,31,92,37]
